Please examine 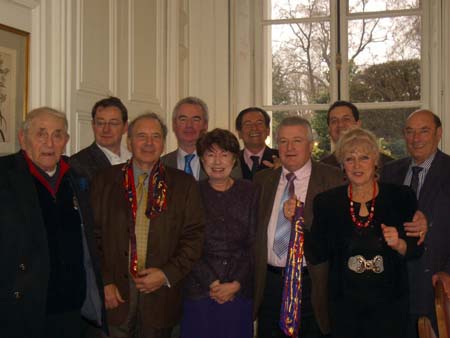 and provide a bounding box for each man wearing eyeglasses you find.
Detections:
[162,96,242,180]
[70,96,131,183]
